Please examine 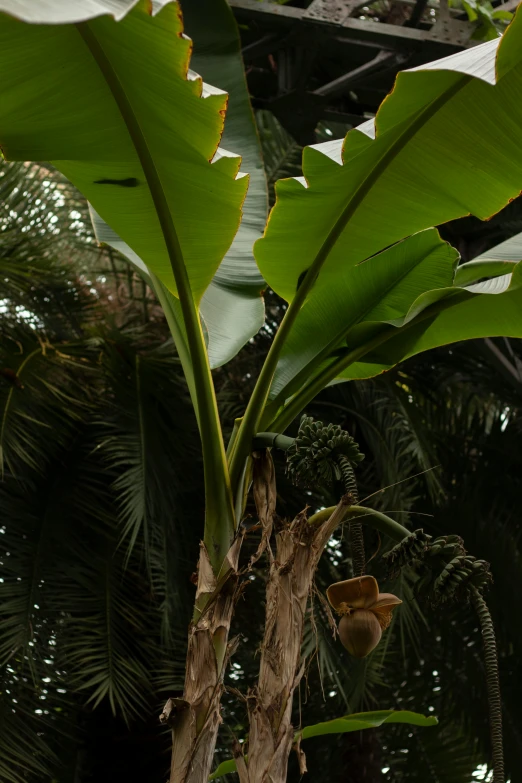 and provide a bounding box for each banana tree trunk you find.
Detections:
[163,540,241,783]
[238,492,352,783]
[163,447,350,783]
